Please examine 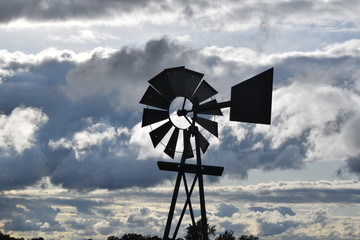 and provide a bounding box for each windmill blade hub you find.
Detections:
[169,96,193,129]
